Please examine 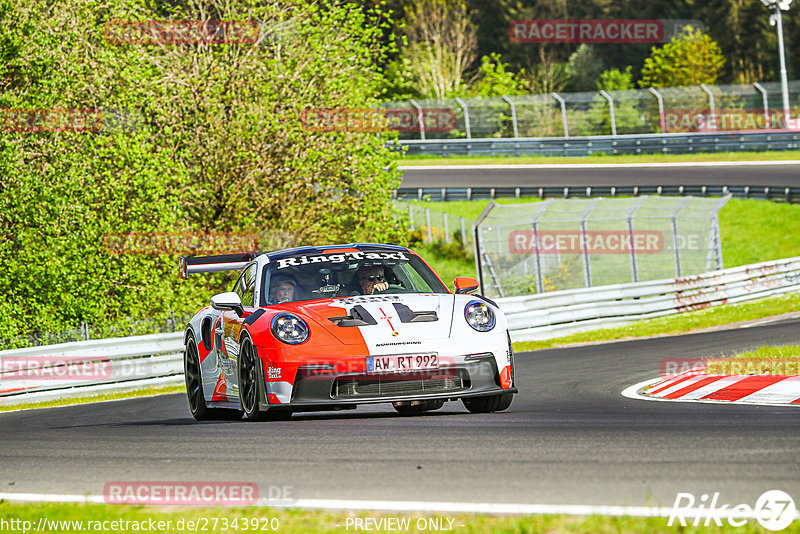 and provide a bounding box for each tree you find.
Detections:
[597,67,635,92]
[566,44,605,92]
[640,27,726,88]
[401,0,478,98]
[466,53,526,97]
[524,47,568,95]
[0,0,406,341]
